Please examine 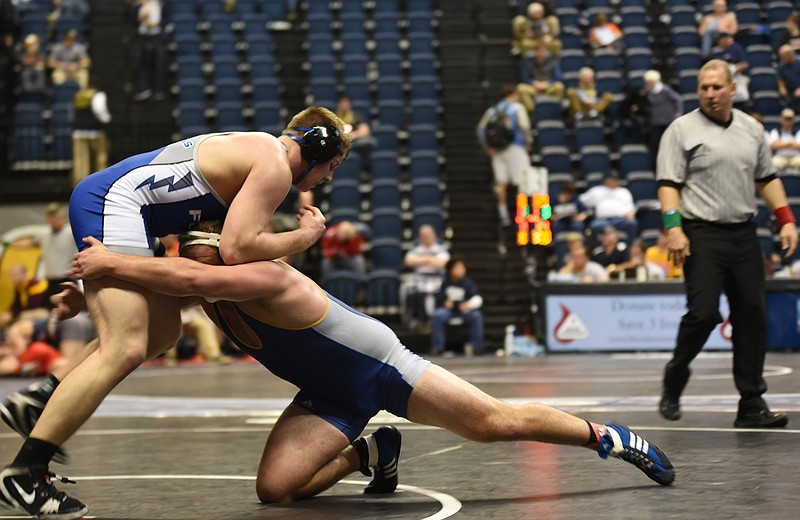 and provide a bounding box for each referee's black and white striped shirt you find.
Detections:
[656,108,776,224]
